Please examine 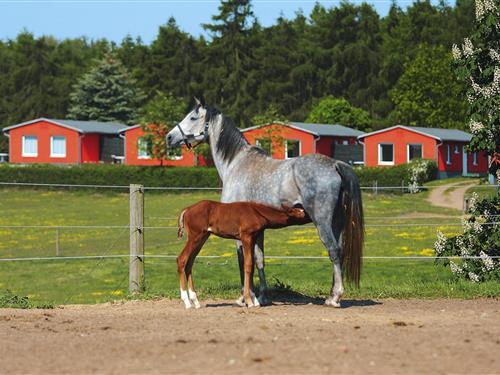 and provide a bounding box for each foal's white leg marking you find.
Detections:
[325,263,344,308]
[235,295,246,307]
[180,288,192,309]
[188,288,201,309]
